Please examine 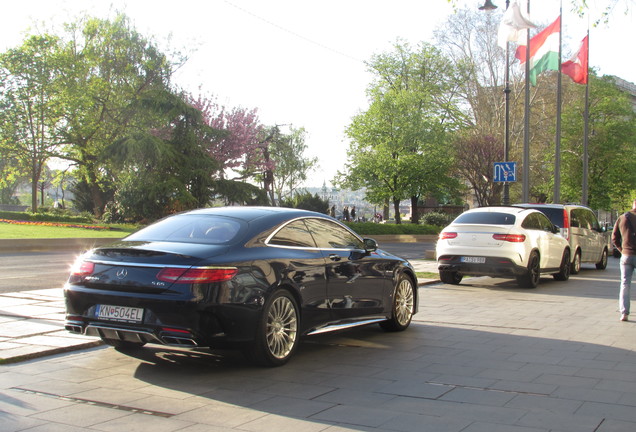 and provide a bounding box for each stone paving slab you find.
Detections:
[1,259,635,431]
[0,260,440,364]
